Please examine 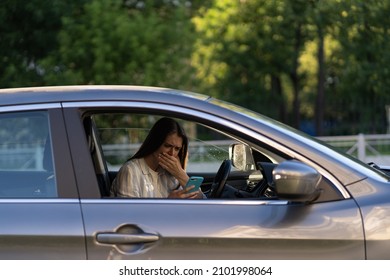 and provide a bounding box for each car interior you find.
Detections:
[84,116,112,197]
[82,112,344,203]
